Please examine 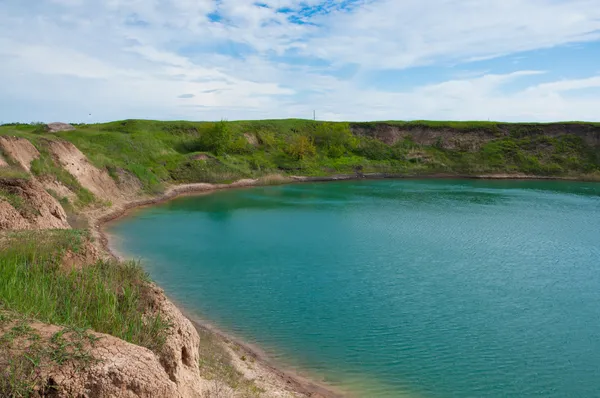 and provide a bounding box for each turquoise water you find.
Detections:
[108,180,600,398]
